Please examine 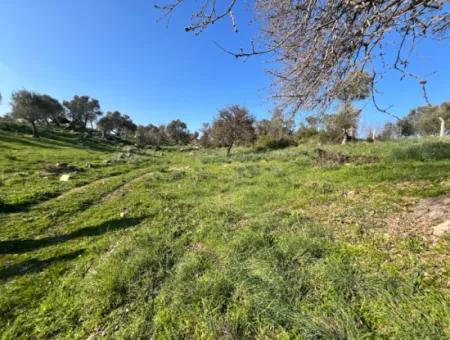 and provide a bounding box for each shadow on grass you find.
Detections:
[1,127,116,153]
[0,192,62,214]
[0,133,59,149]
[0,216,145,254]
[0,249,85,281]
